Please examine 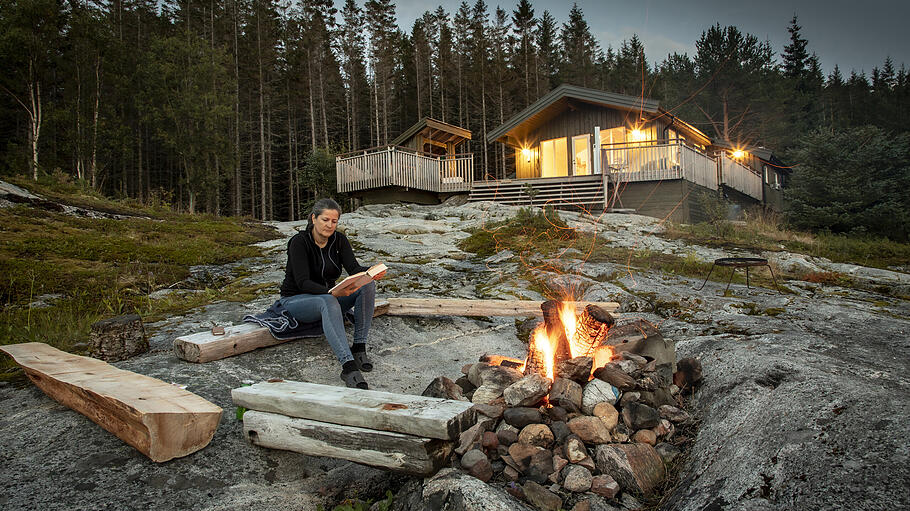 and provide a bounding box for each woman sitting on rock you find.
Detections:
[278,198,384,389]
